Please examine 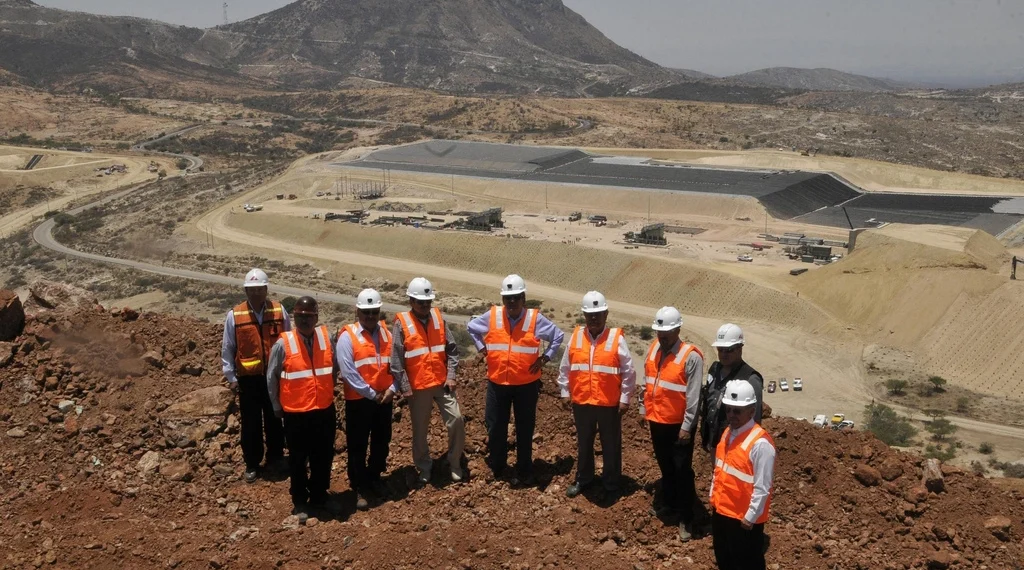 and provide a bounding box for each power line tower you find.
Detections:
[222,2,229,25]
